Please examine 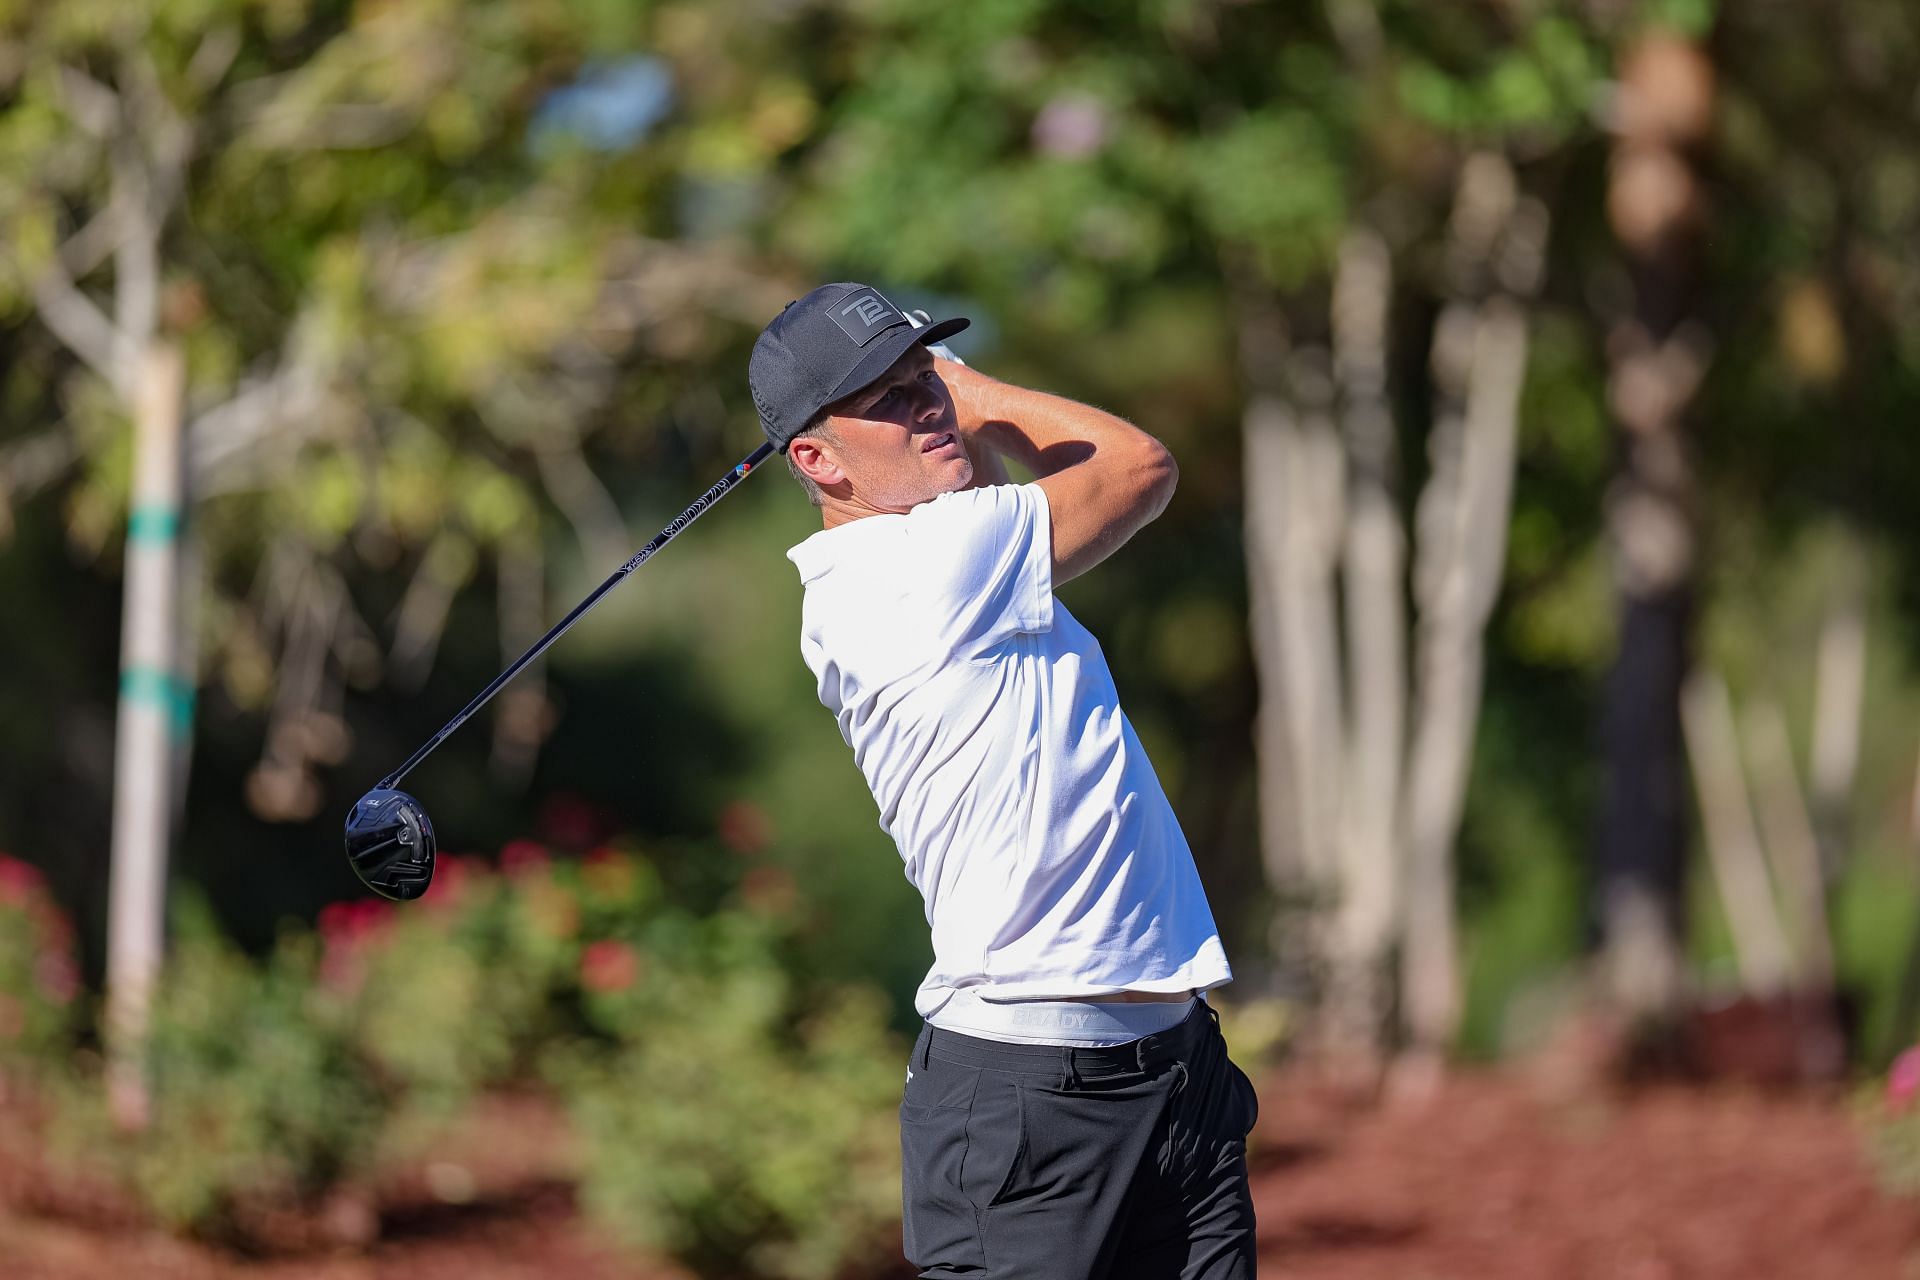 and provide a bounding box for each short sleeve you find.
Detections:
[902,483,1054,656]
